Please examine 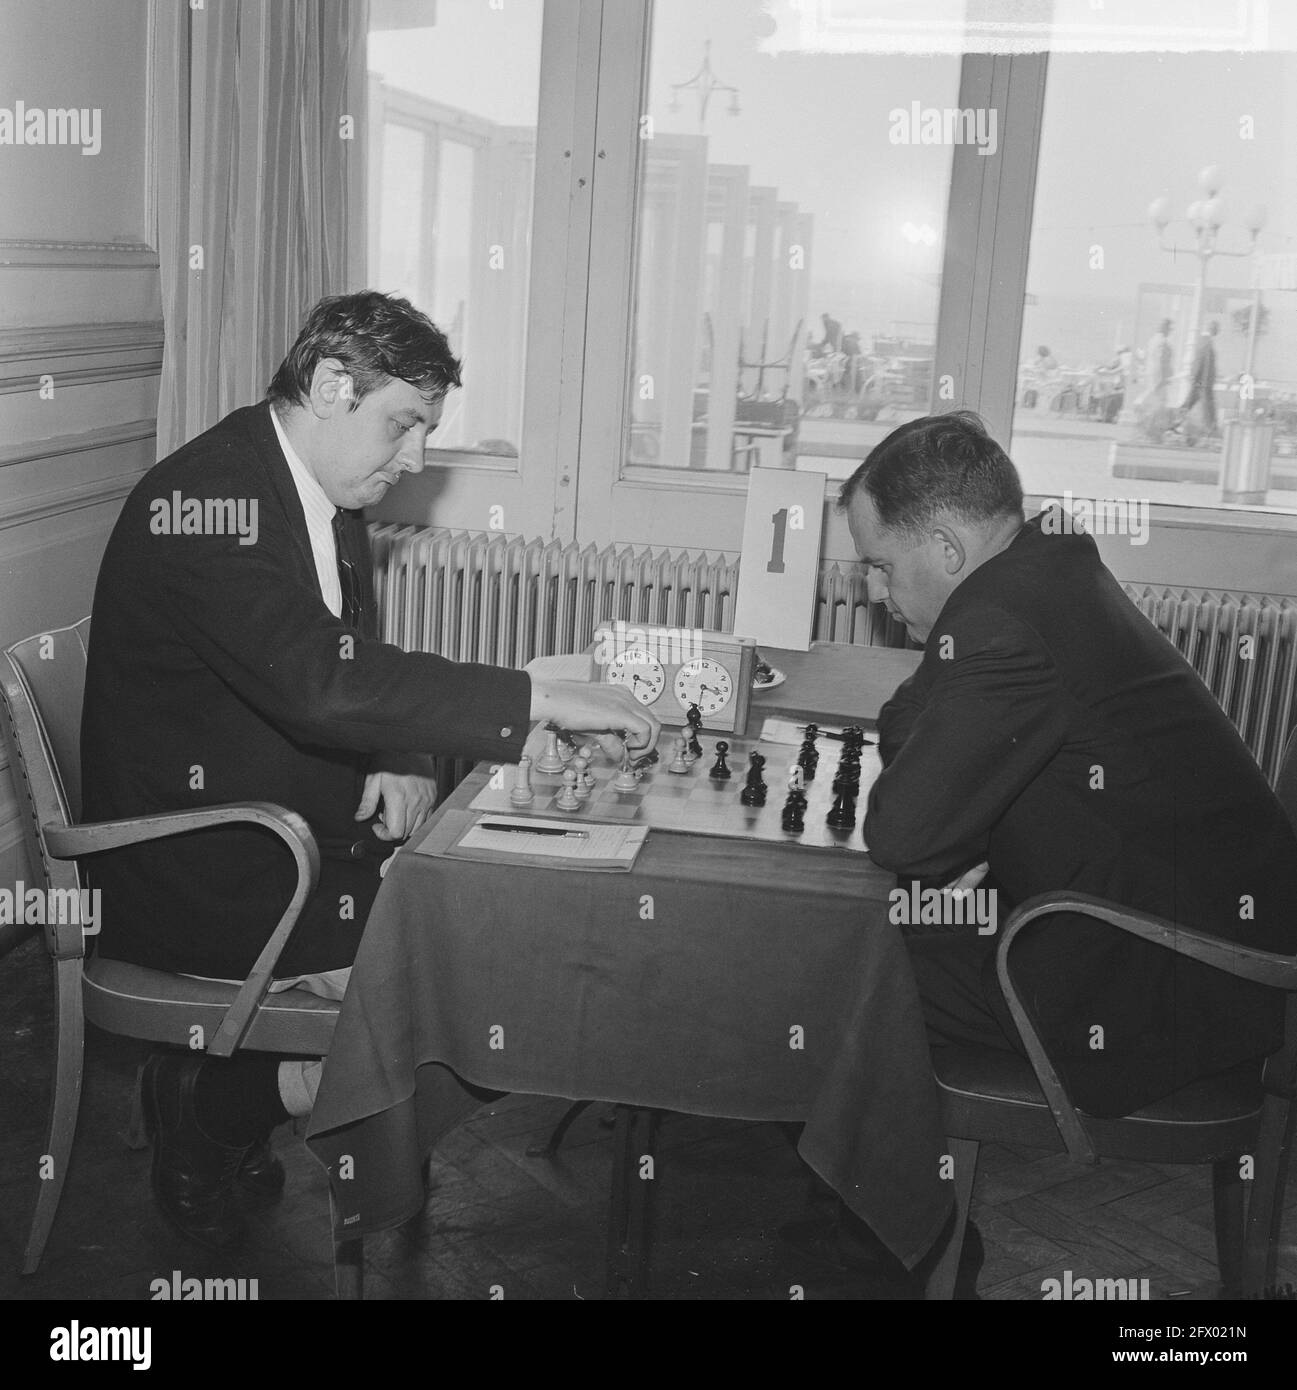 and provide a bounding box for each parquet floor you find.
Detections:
[2,936,1294,1302]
